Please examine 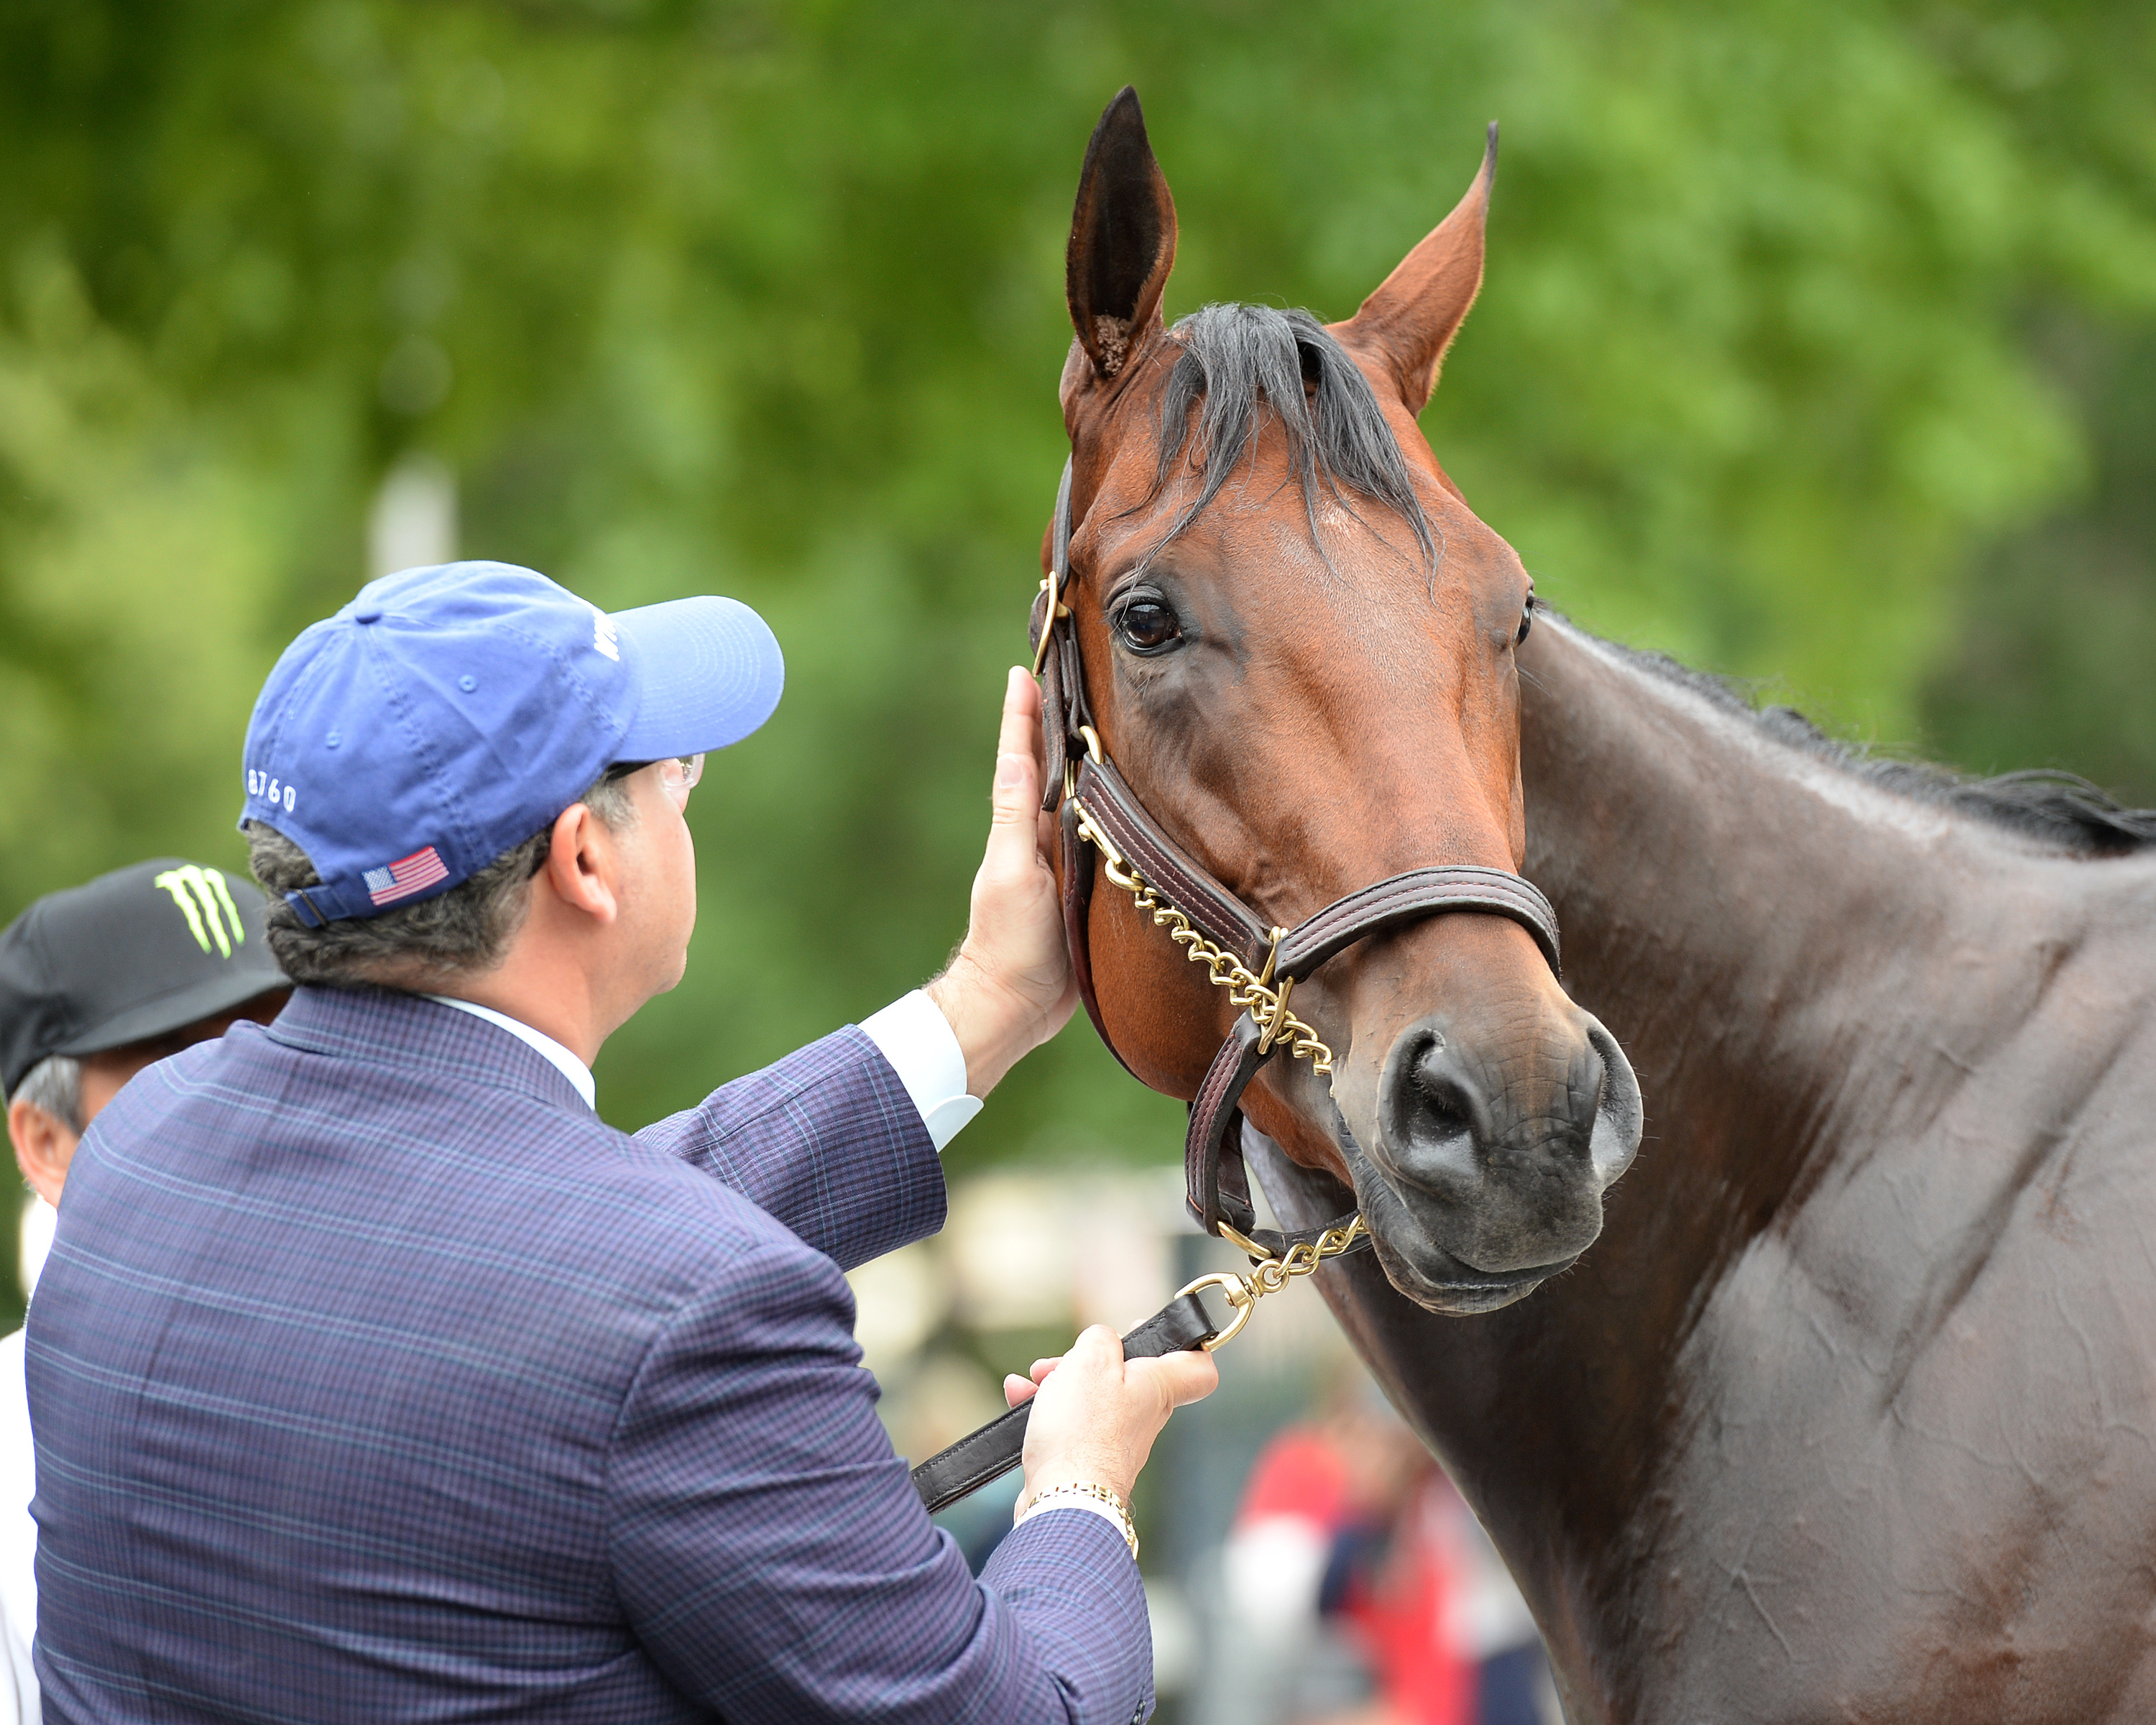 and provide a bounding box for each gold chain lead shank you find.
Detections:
[1070,799,1335,1075]
[1176,1216,1369,1349]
